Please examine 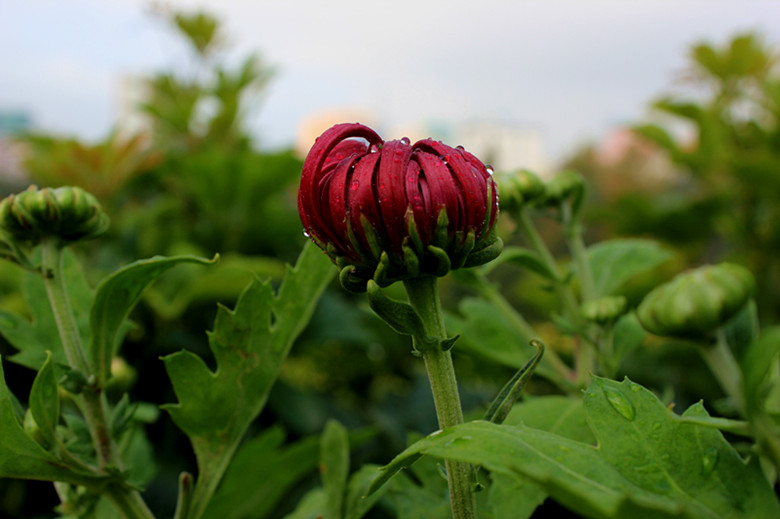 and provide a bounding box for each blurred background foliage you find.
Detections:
[0,7,778,518]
